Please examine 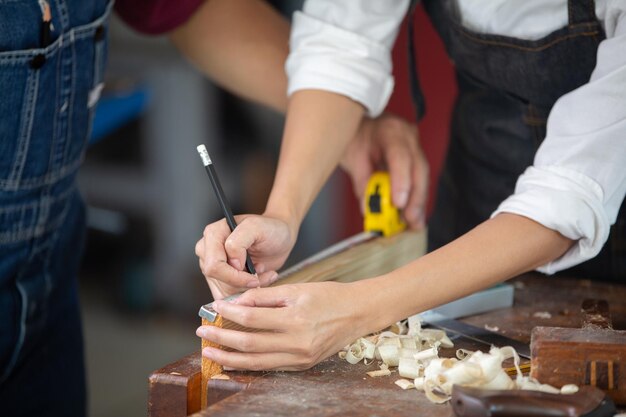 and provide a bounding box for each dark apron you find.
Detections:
[411,0,625,281]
